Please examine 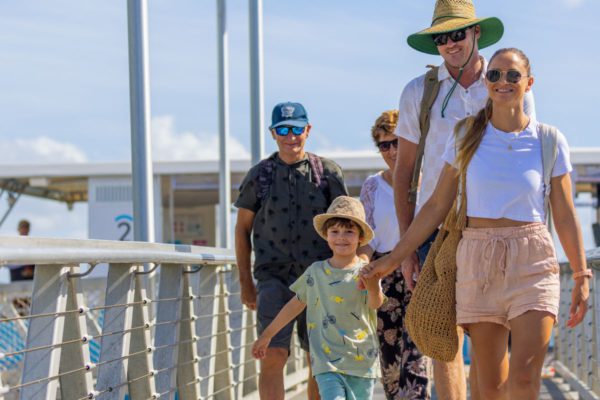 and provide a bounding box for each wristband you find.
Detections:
[572,270,593,280]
